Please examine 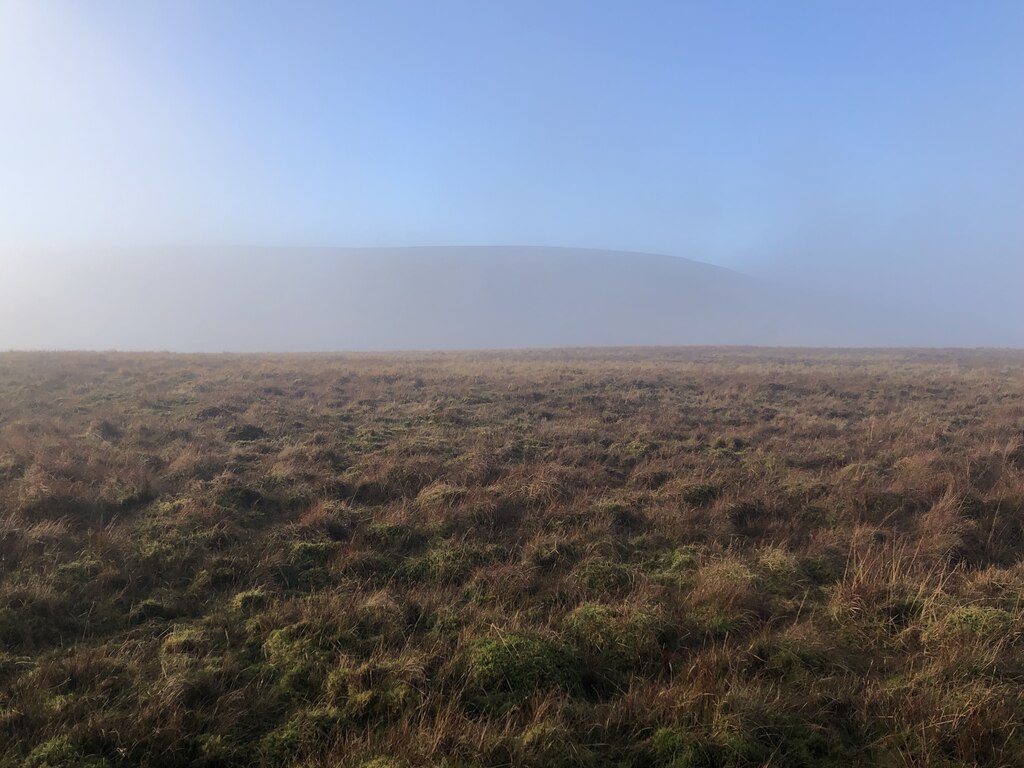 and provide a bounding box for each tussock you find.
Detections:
[2,348,1024,766]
